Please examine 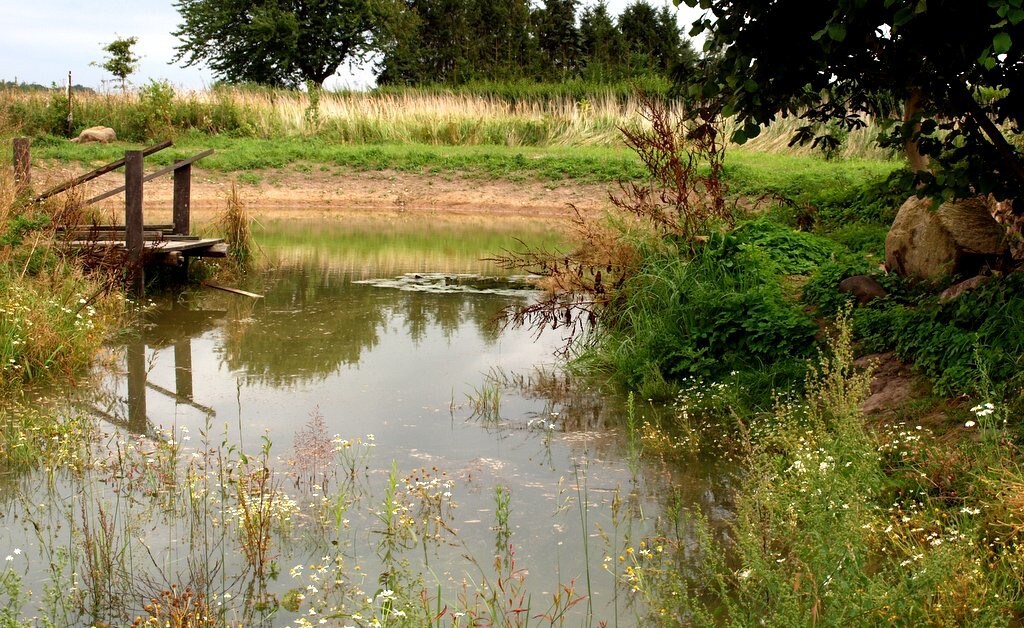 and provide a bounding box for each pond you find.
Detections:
[0,216,735,626]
